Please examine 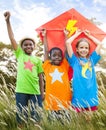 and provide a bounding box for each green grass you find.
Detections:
[0,74,106,130]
